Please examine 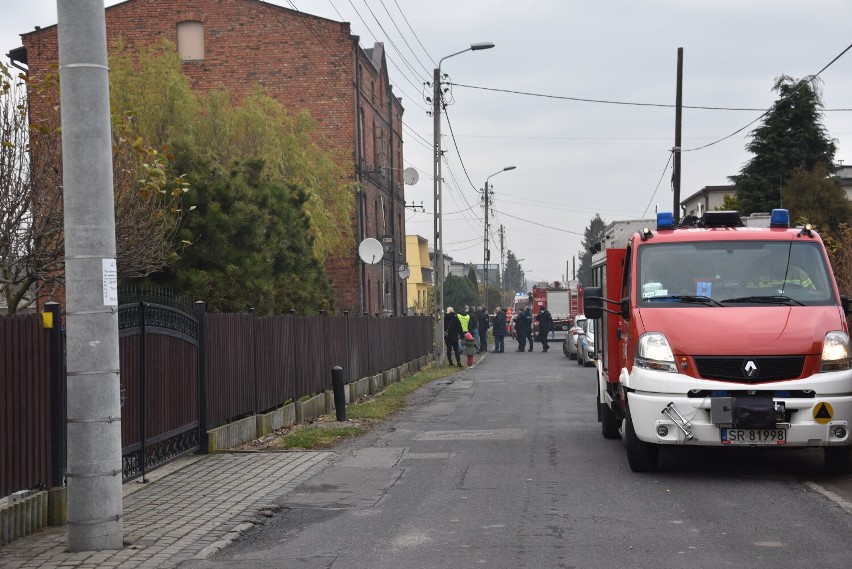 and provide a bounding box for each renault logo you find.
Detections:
[743,360,759,377]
